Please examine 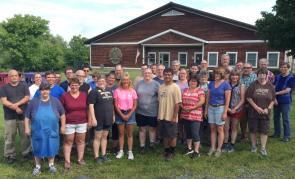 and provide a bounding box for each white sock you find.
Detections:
[49,163,54,167]
[35,165,41,169]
